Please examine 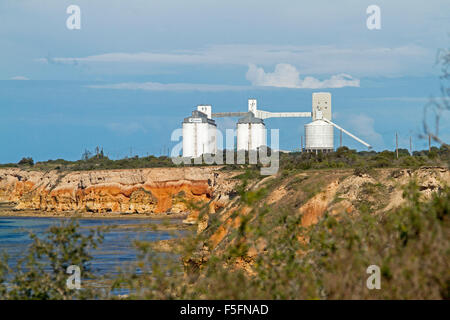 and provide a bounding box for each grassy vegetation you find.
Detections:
[0,145,448,172]
[278,145,450,171]
[0,155,177,171]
